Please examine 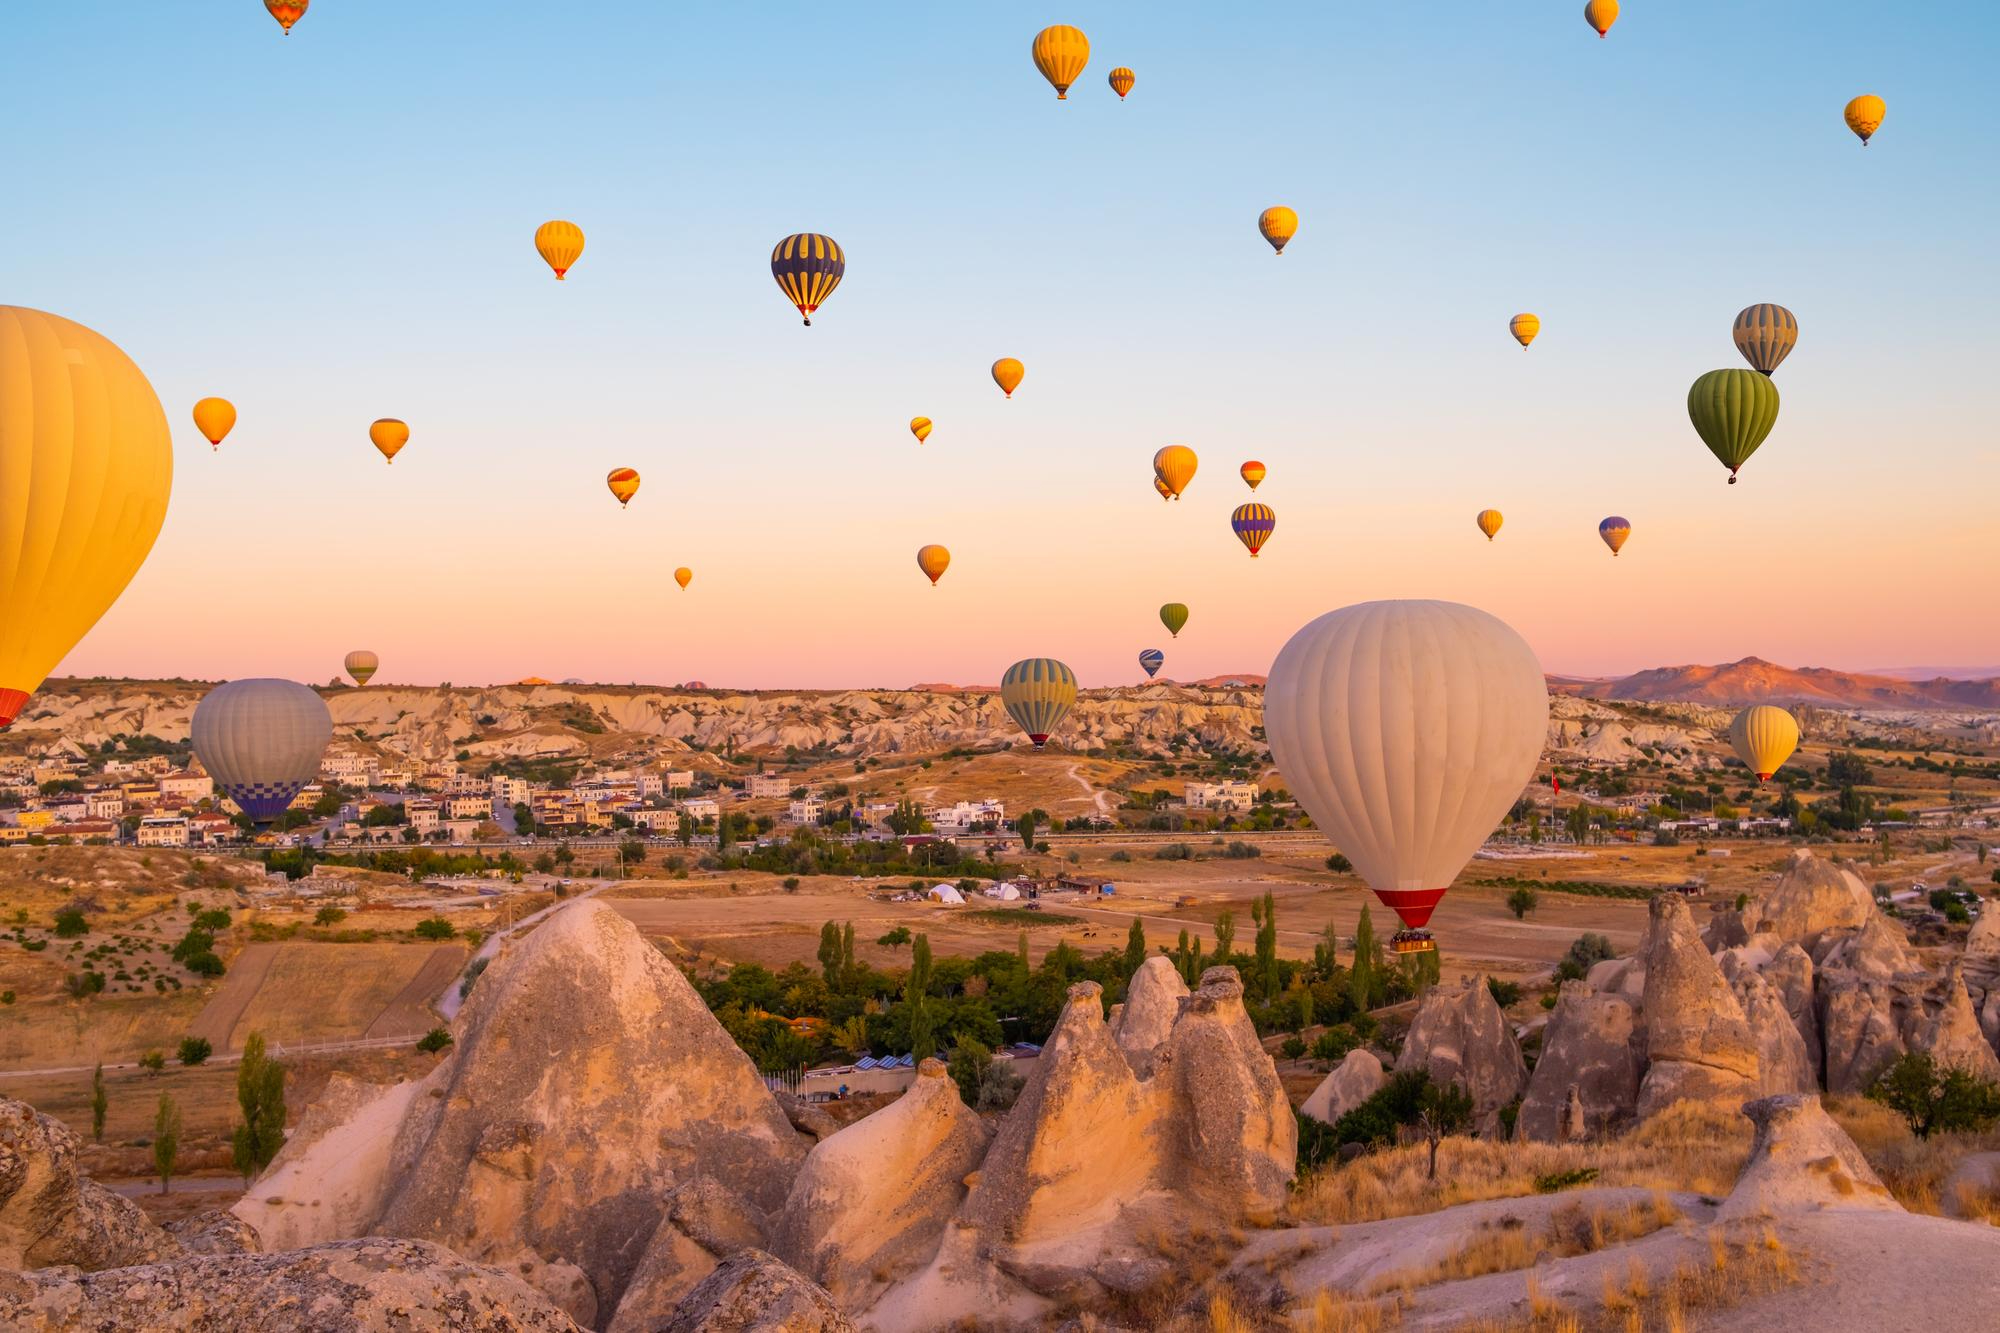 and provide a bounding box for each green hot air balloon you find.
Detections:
[1687,369,1780,484]
[1159,603,1189,639]
[1000,658,1078,749]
